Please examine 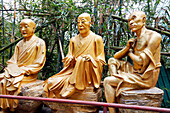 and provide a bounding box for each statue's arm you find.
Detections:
[128,52,143,66]
[114,46,130,59]
[62,38,74,67]
[96,36,106,65]
[146,33,161,56]
[6,42,26,76]
[114,38,135,59]
[7,43,20,65]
